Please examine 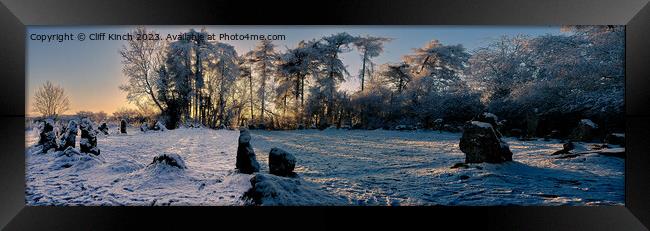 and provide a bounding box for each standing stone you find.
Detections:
[459,121,513,163]
[570,119,598,142]
[268,148,296,177]
[525,108,539,138]
[56,120,78,151]
[236,129,260,174]
[38,119,58,153]
[98,122,109,135]
[475,112,502,137]
[79,118,100,155]
[433,118,444,130]
[475,112,499,128]
[120,119,127,134]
